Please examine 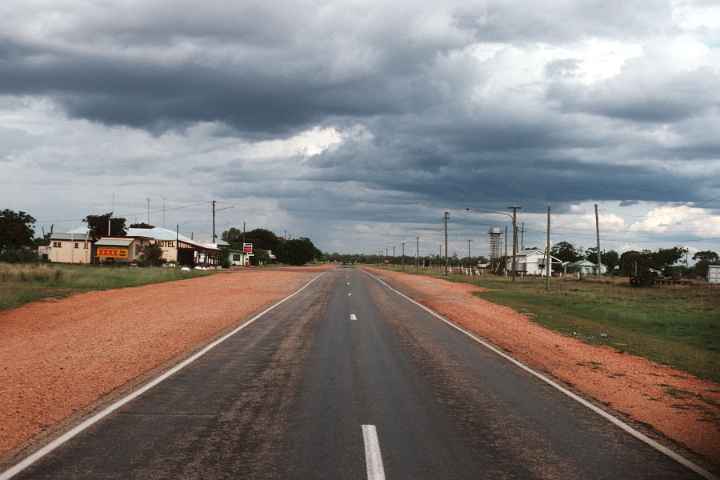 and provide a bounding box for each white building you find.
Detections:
[506,248,562,276]
[48,232,93,264]
[709,265,720,284]
[567,259,607,275]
